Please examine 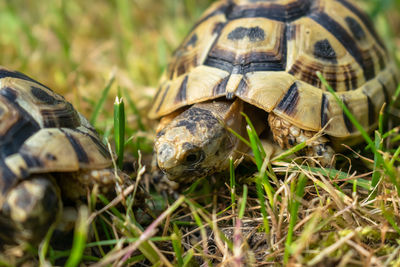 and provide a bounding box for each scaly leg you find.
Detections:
[268,113,335,166]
